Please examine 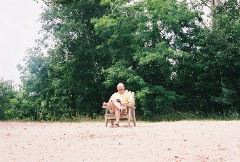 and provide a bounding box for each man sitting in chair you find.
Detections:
[102,83,131,127]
